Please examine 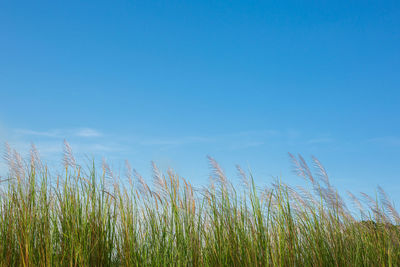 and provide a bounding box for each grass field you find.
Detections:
[0,142,399,266]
